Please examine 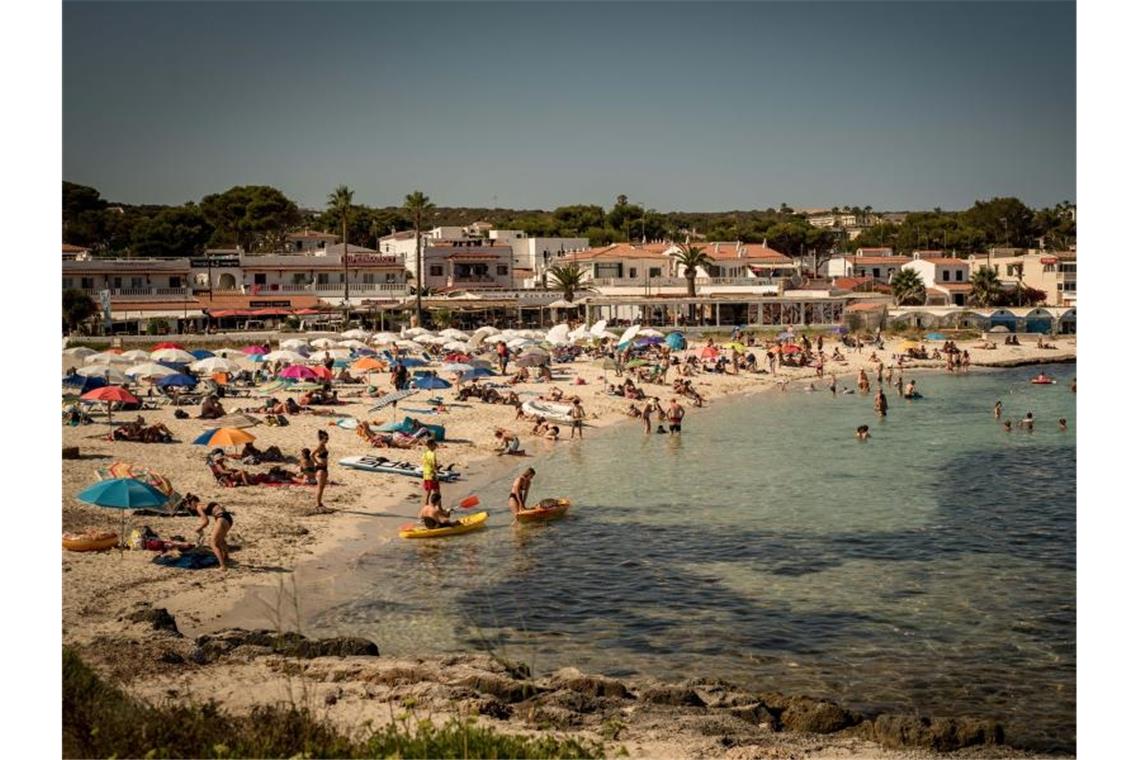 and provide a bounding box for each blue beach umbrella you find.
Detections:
[157,373,198,388]
[333,359,350,368]
[925,332,947,341]
[413,375,452,390]
[63,374,106,394]
[831,326,849,335]
[190,349,215,360]
[191,428,219,446]
[352,347,377,357]
[157,360,190,372]
[665,332,686,350]
[76,477,170,549]
[777,331,794,340]
[396,357,427,368]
